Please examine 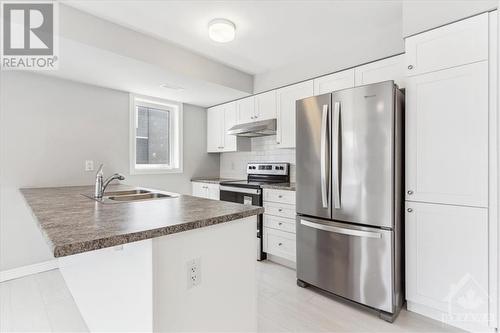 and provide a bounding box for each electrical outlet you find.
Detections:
[186,258,202,289]
[85,160,94,172]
